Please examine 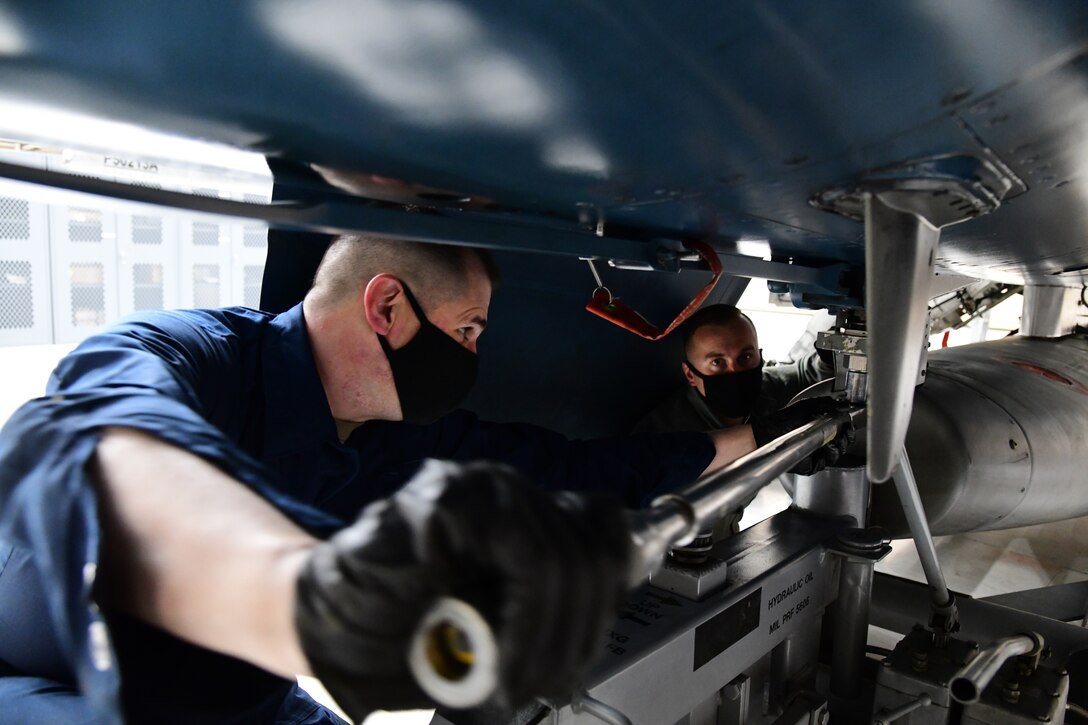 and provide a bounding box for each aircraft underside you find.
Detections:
[1,1,1087,722]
